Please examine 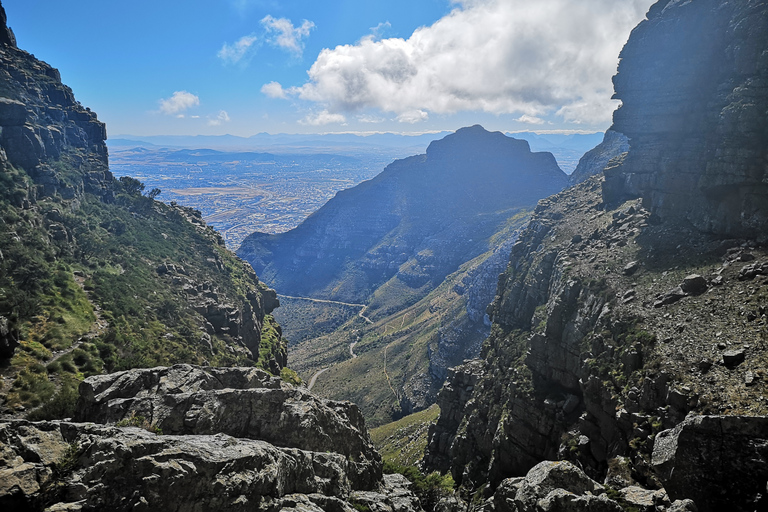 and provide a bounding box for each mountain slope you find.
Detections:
[425,1,768,510]
[0,2,285,417]
[238,125,567,313]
